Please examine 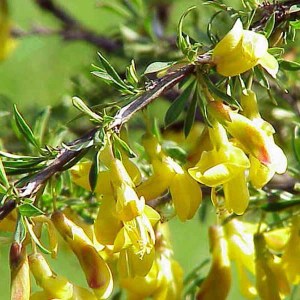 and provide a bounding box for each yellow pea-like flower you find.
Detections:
[263,227,290,252]
[94,194,123,245]
[120,223,183,300]
[223,219,257,298]
[212,18,278,77]
[169,171,202,221]
[208,101,287,174]
[30,285,98,300]
[197,226,231,300]
[10,242,30,300]
[189,122,249,215]
[240,89,287,188]
[138,133,202,220]
[282,215,300,284]
[28,252,73,299]
[51,211,113,300]
[254,234,290,300]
